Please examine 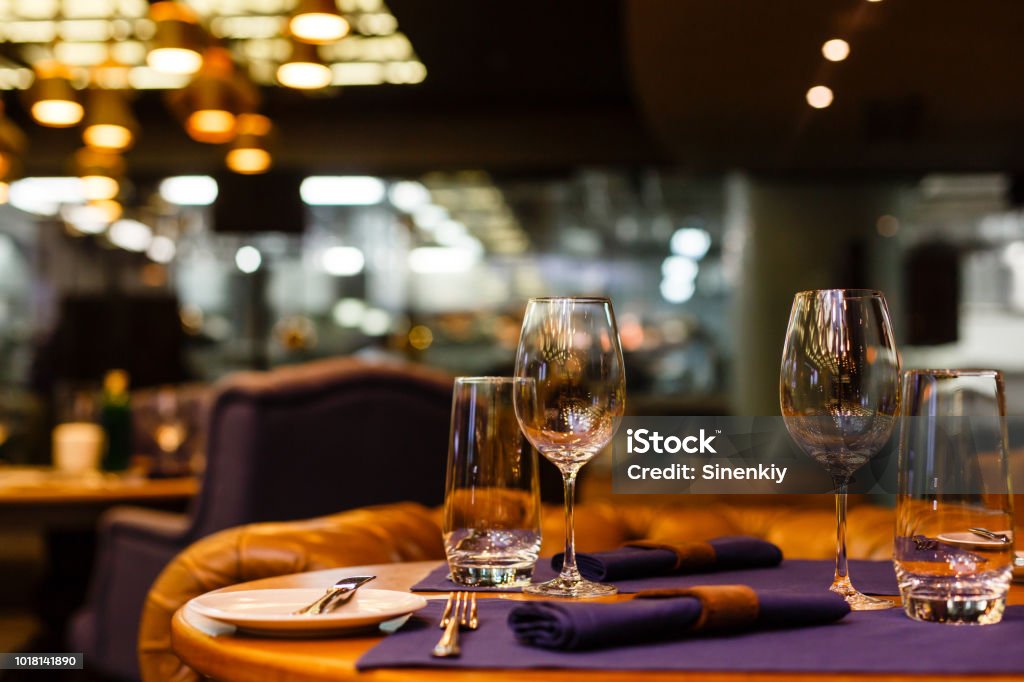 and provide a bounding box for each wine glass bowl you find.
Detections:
[780,289,900,610]
[514,297,626,598]
[517,387,618,467]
